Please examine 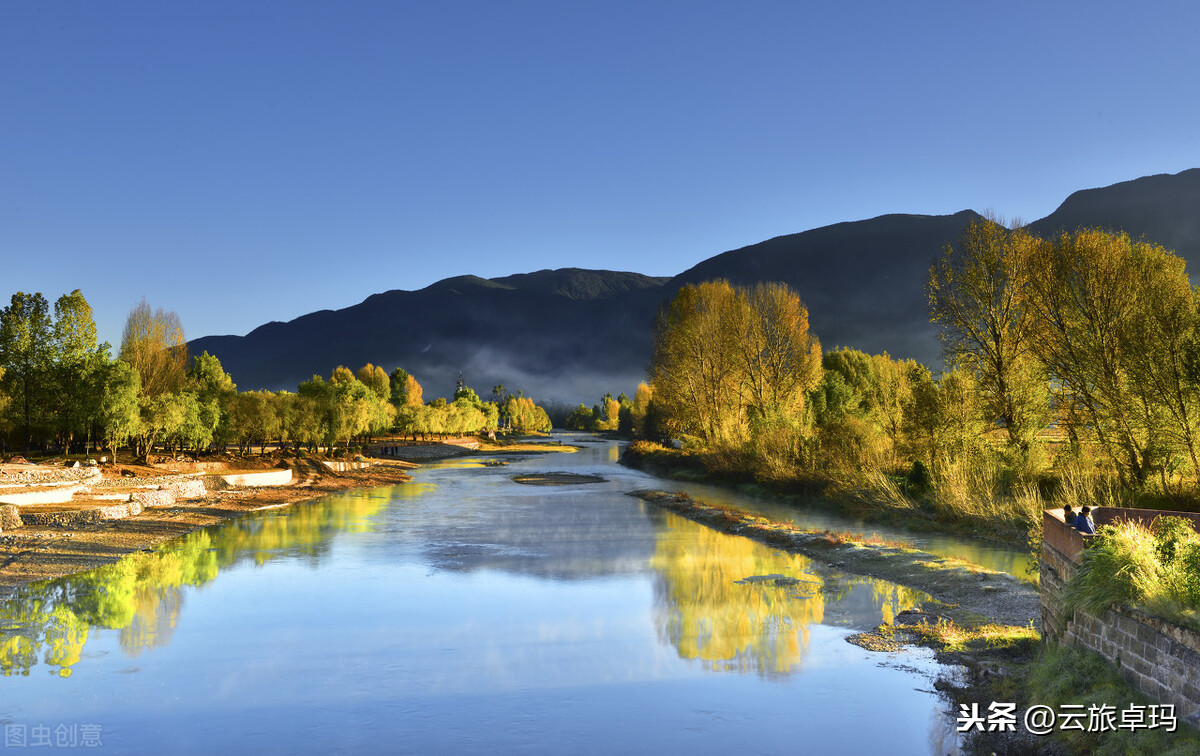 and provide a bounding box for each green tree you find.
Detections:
[388,367,410,407]
[186,352,237,449]
[100,360,142,455]
[565,404,596,431]
[49,290,110,449]
[0,292,53,447]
